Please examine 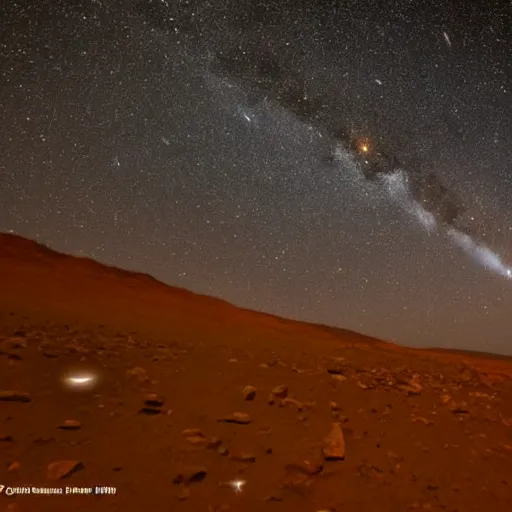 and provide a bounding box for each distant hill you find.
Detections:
[0,233,386,349]
[0,232,510,368]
